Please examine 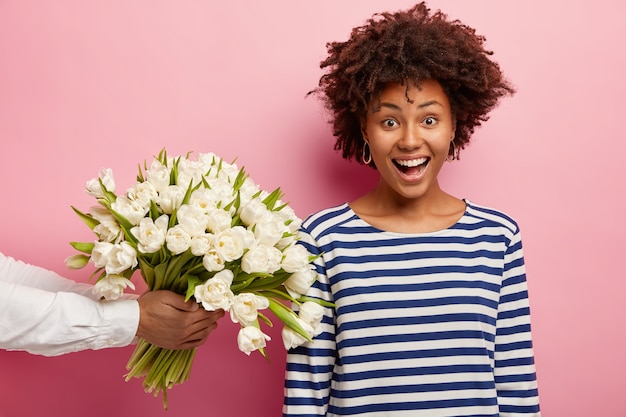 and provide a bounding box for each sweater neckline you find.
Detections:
[342,199,471,237]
